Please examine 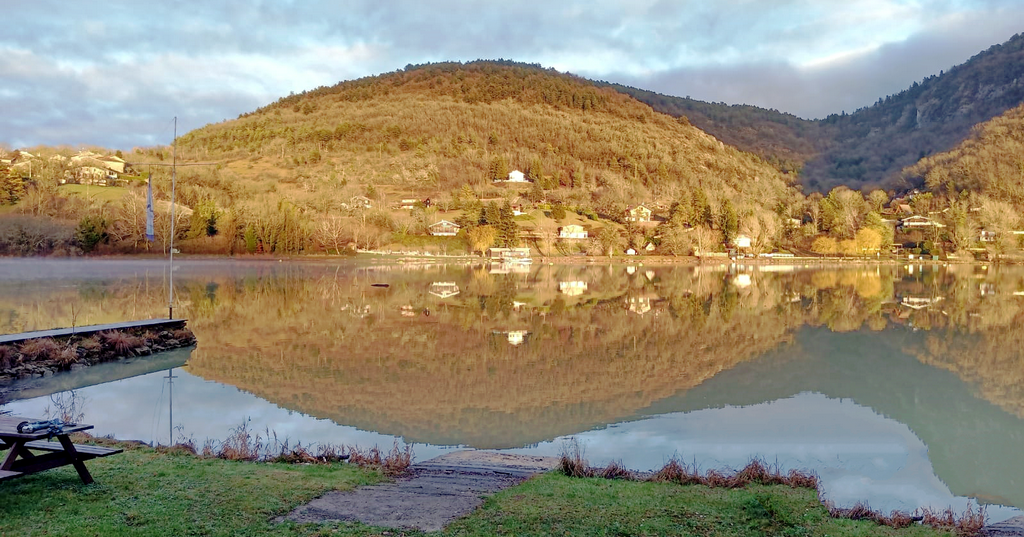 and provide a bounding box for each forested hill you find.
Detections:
[607,33,1024,194]
[905,103,1024,208]
[806,32,1024,192]
[599,83,824,176]
[177,60,801,216]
